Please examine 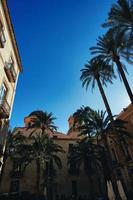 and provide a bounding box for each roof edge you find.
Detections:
[117,103,133,119]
